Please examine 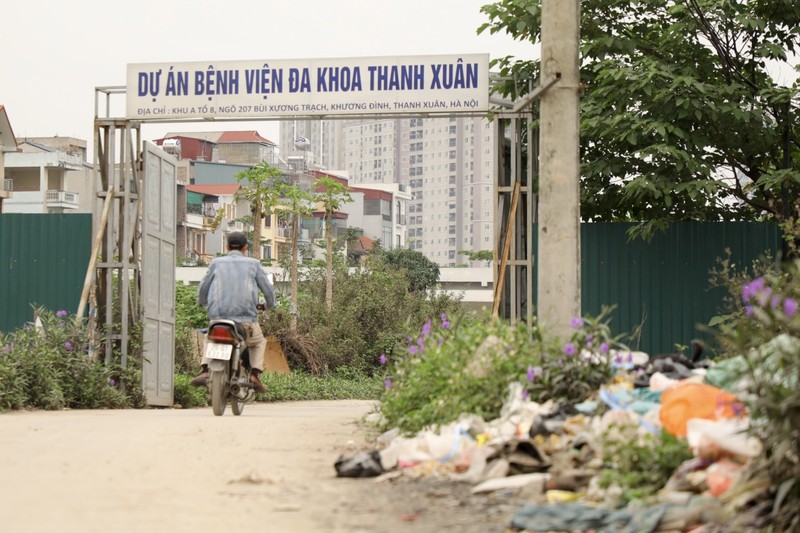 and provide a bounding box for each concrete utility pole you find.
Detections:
[537,0,581,339]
